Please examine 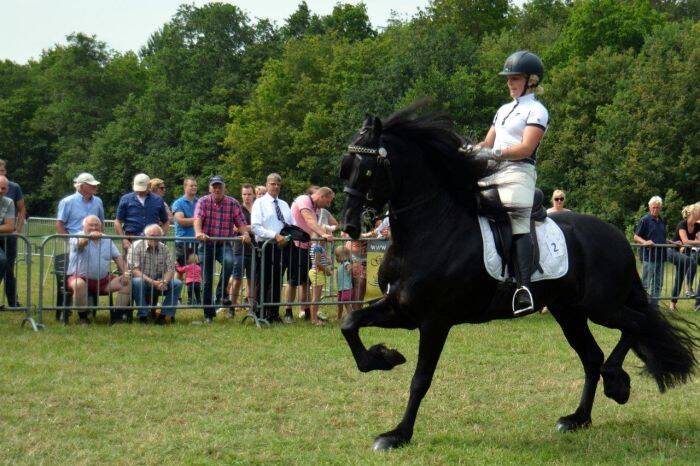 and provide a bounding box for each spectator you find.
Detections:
[287,187,335,322]
[633,196,667,302]
[362,215,390,239]
[344,234,368,310]
[250,173,292,324]
[229,183,256,317]
[175,253,202,305]
[115,173,169,250]
[56,173,105,234]
[547,189,571,214]
[66,215,131,324]
[0,160,26,308]
[255,185,267,199]
[148,178,174,226]
[334,244,353,320]
[308,234,331,326]
[194,175,250,323]
[0,176,16,302]
[127,224,182,324]
[172,177,199,266]
[668,203,700,311]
